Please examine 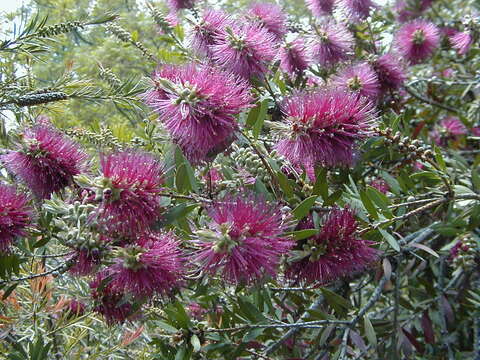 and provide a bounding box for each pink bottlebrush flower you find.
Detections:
[94,151,164,236]
[395,20,440,64]
[167,0,196,12]
[310,22,354,67]
[369,178,390,194]
[246,2,287,40]
[107,232,183,299]
[211,22,277,80]
[0,184,33,251]
[145,63,252,163]
[279,38,310,75]
[188,9,232,57]
[195,194,293,284]
[273,89,376,178]
[371,54,407,92]
[187,302,208,320]
[2,126,87,199]
[332,62,381,100]
[67,299,86,317]
[286,208,379,285]
[450,31,473,55]
[430,117,467,147]
[337,0,377,22]
[471,126,480,137]
[204,168,223,186]
[305,0,335,16]
[69,248,102,276]
[90,272,137,325]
